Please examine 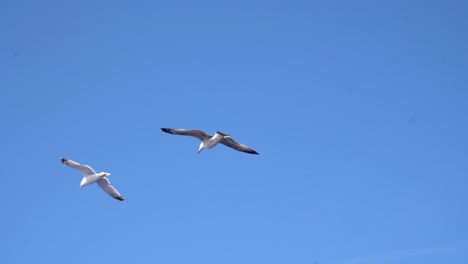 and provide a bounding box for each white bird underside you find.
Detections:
[61,158,126,202]
[161,128,259,155]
